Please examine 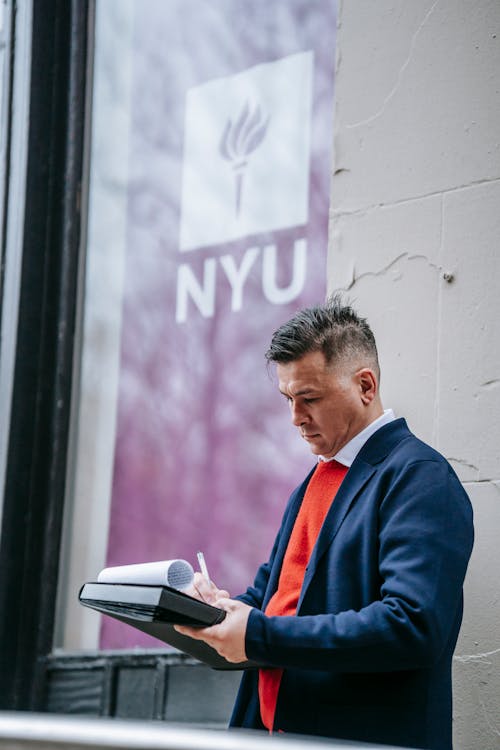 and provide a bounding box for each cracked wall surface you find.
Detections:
[329,2,500,748]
